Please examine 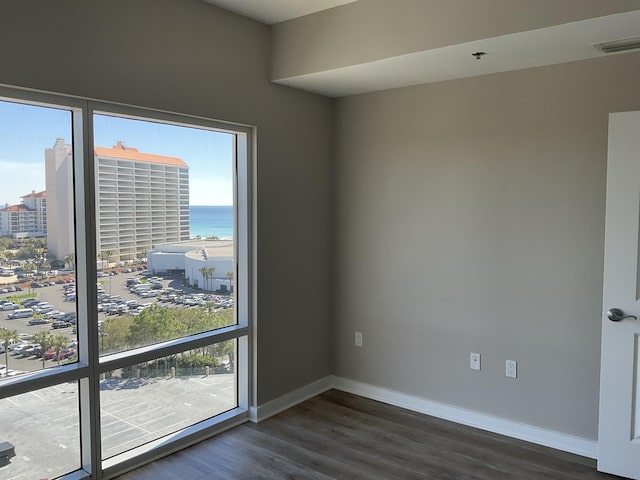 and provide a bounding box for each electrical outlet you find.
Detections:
[355,331,363,347]
[506,360,517,378]
[470,352,481,371]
